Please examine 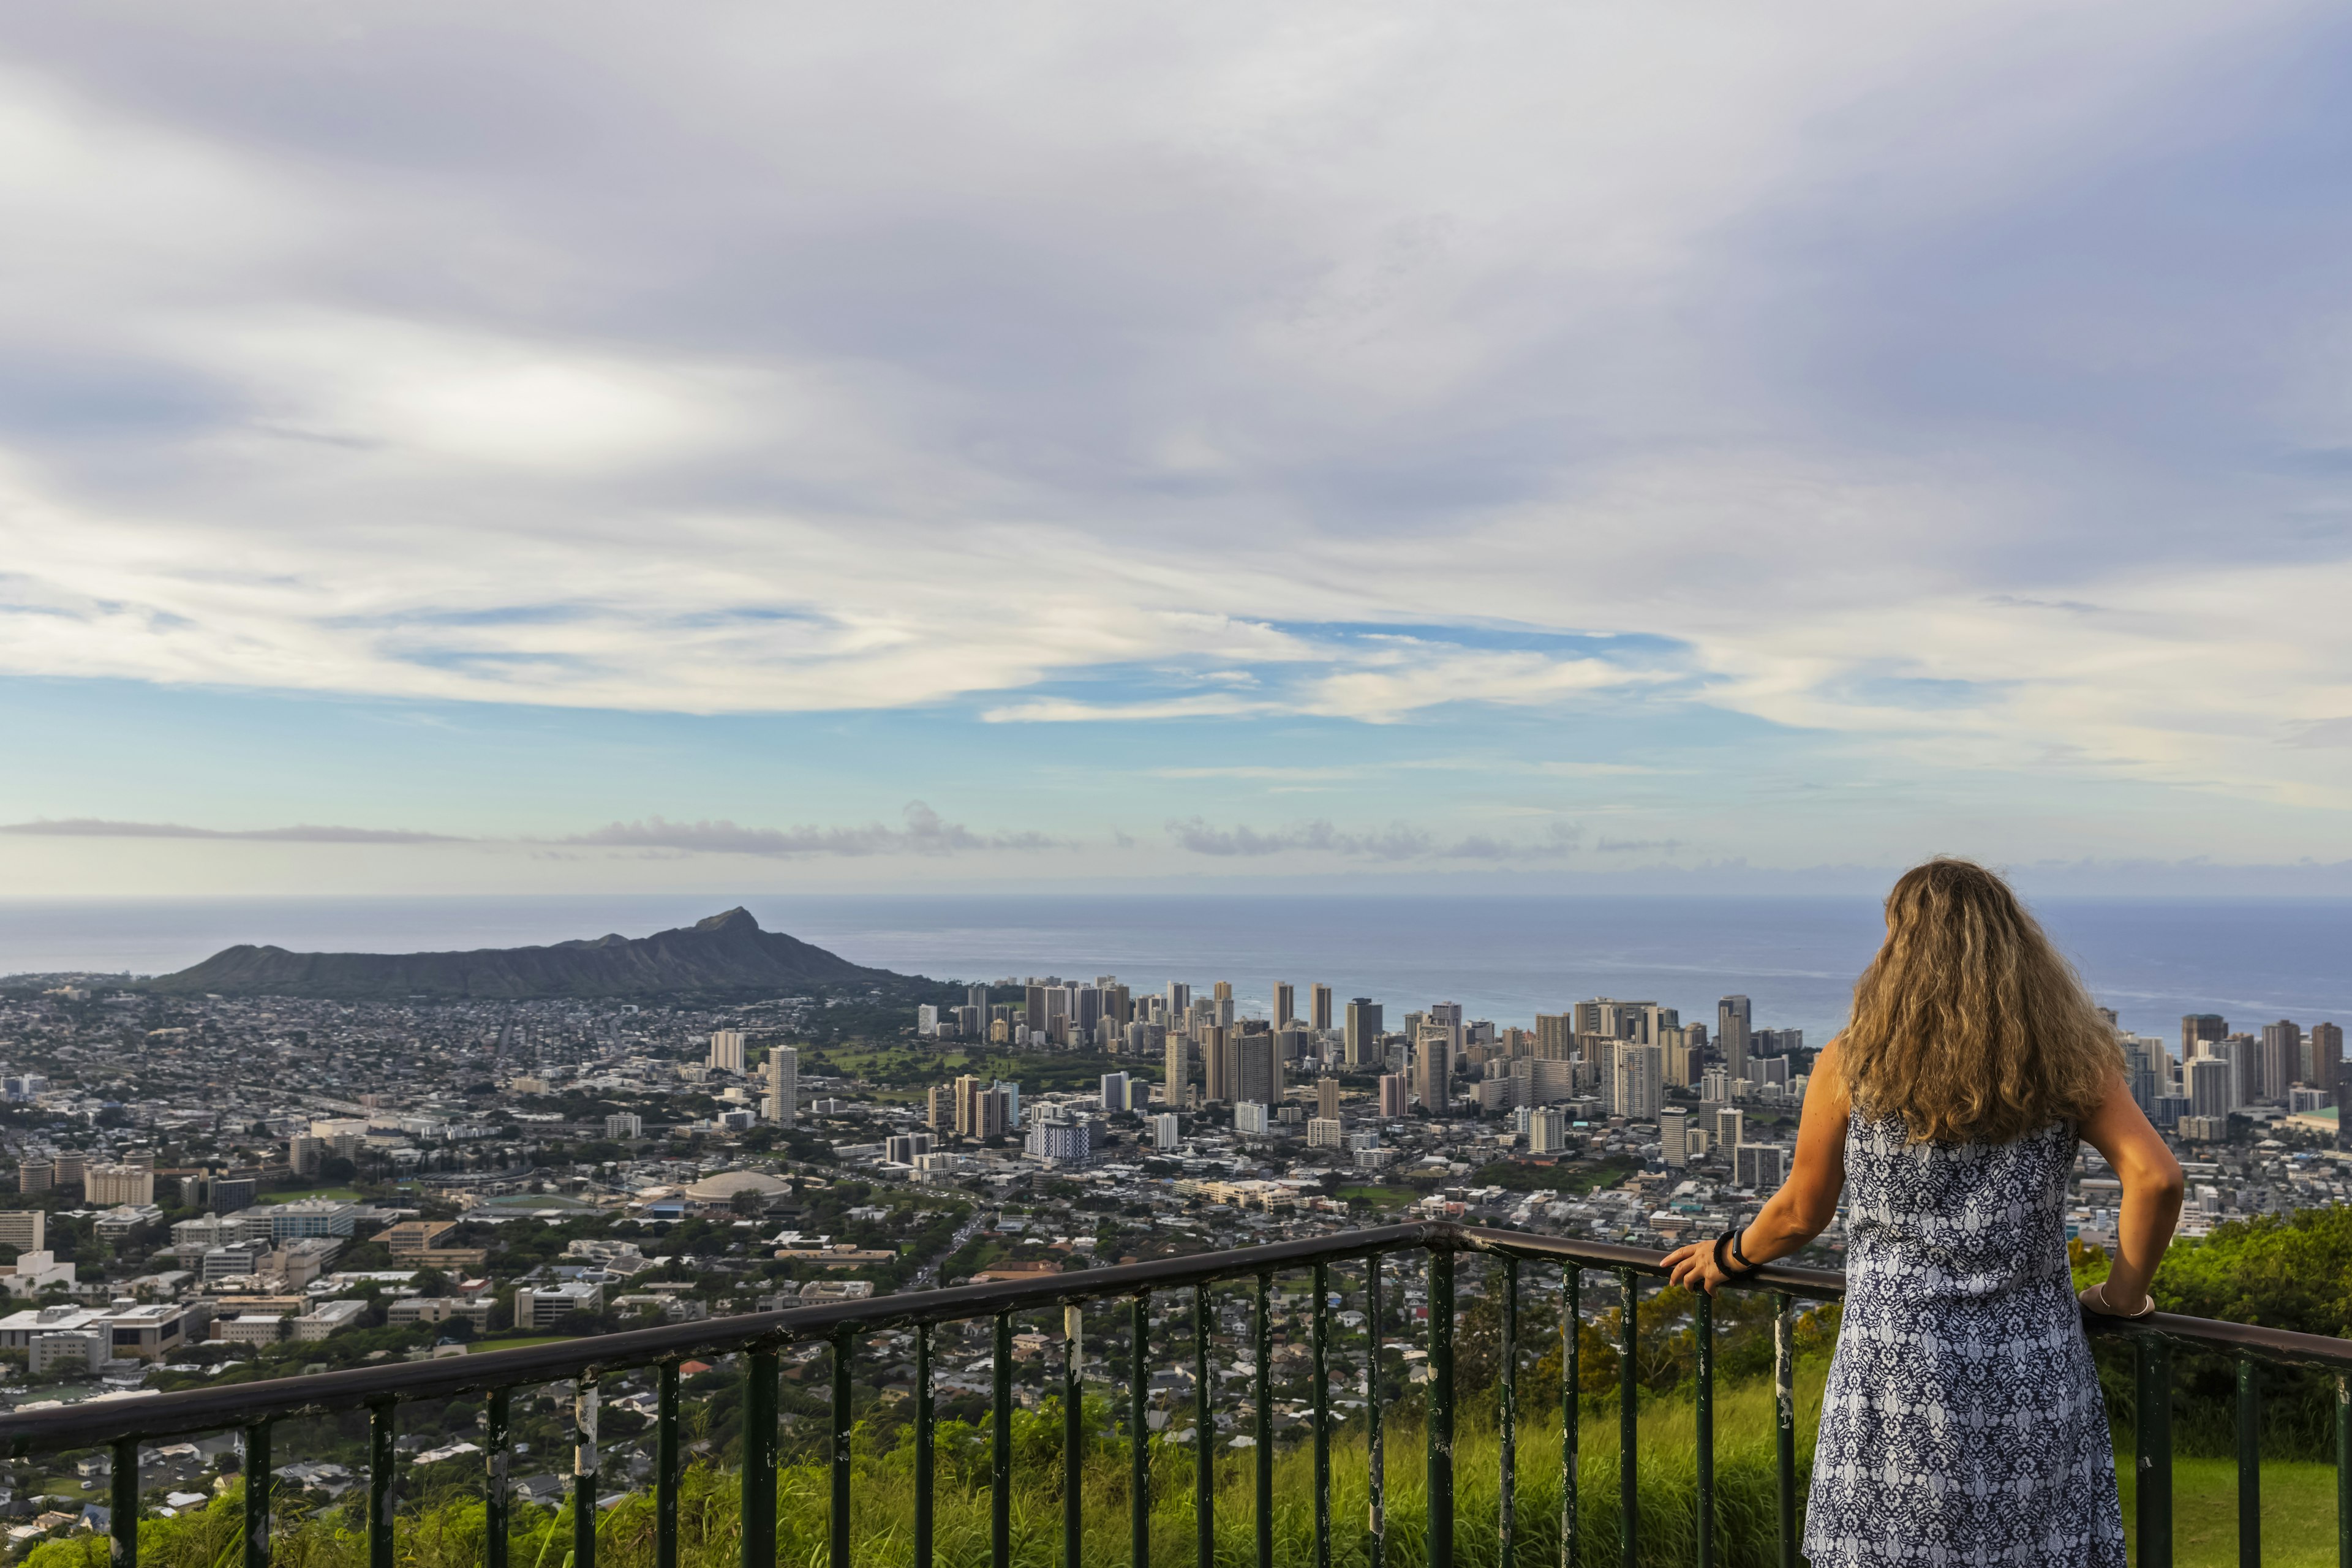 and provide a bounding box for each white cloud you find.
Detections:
[562,804,1069,858]
[0,0,2344,856]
